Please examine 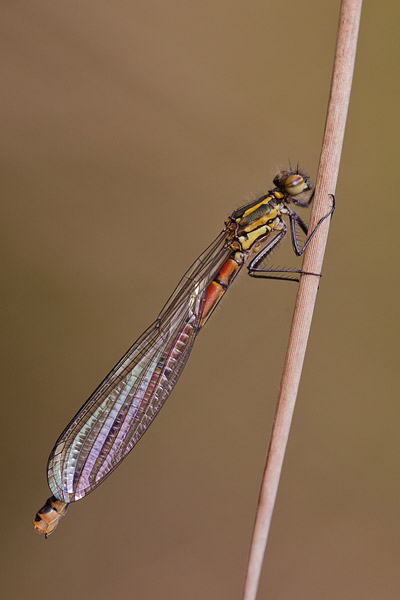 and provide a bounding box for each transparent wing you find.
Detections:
[47,229,231,503]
